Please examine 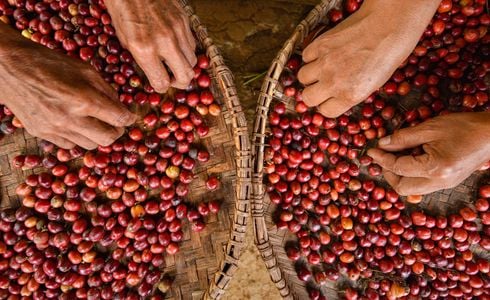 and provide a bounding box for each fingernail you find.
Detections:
[118,112,137,126]
[379,136,391,146]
